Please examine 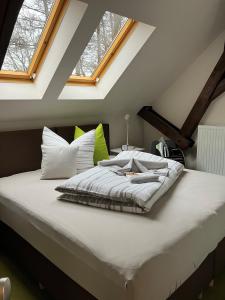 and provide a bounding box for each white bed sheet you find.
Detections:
[0,169,225,300]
